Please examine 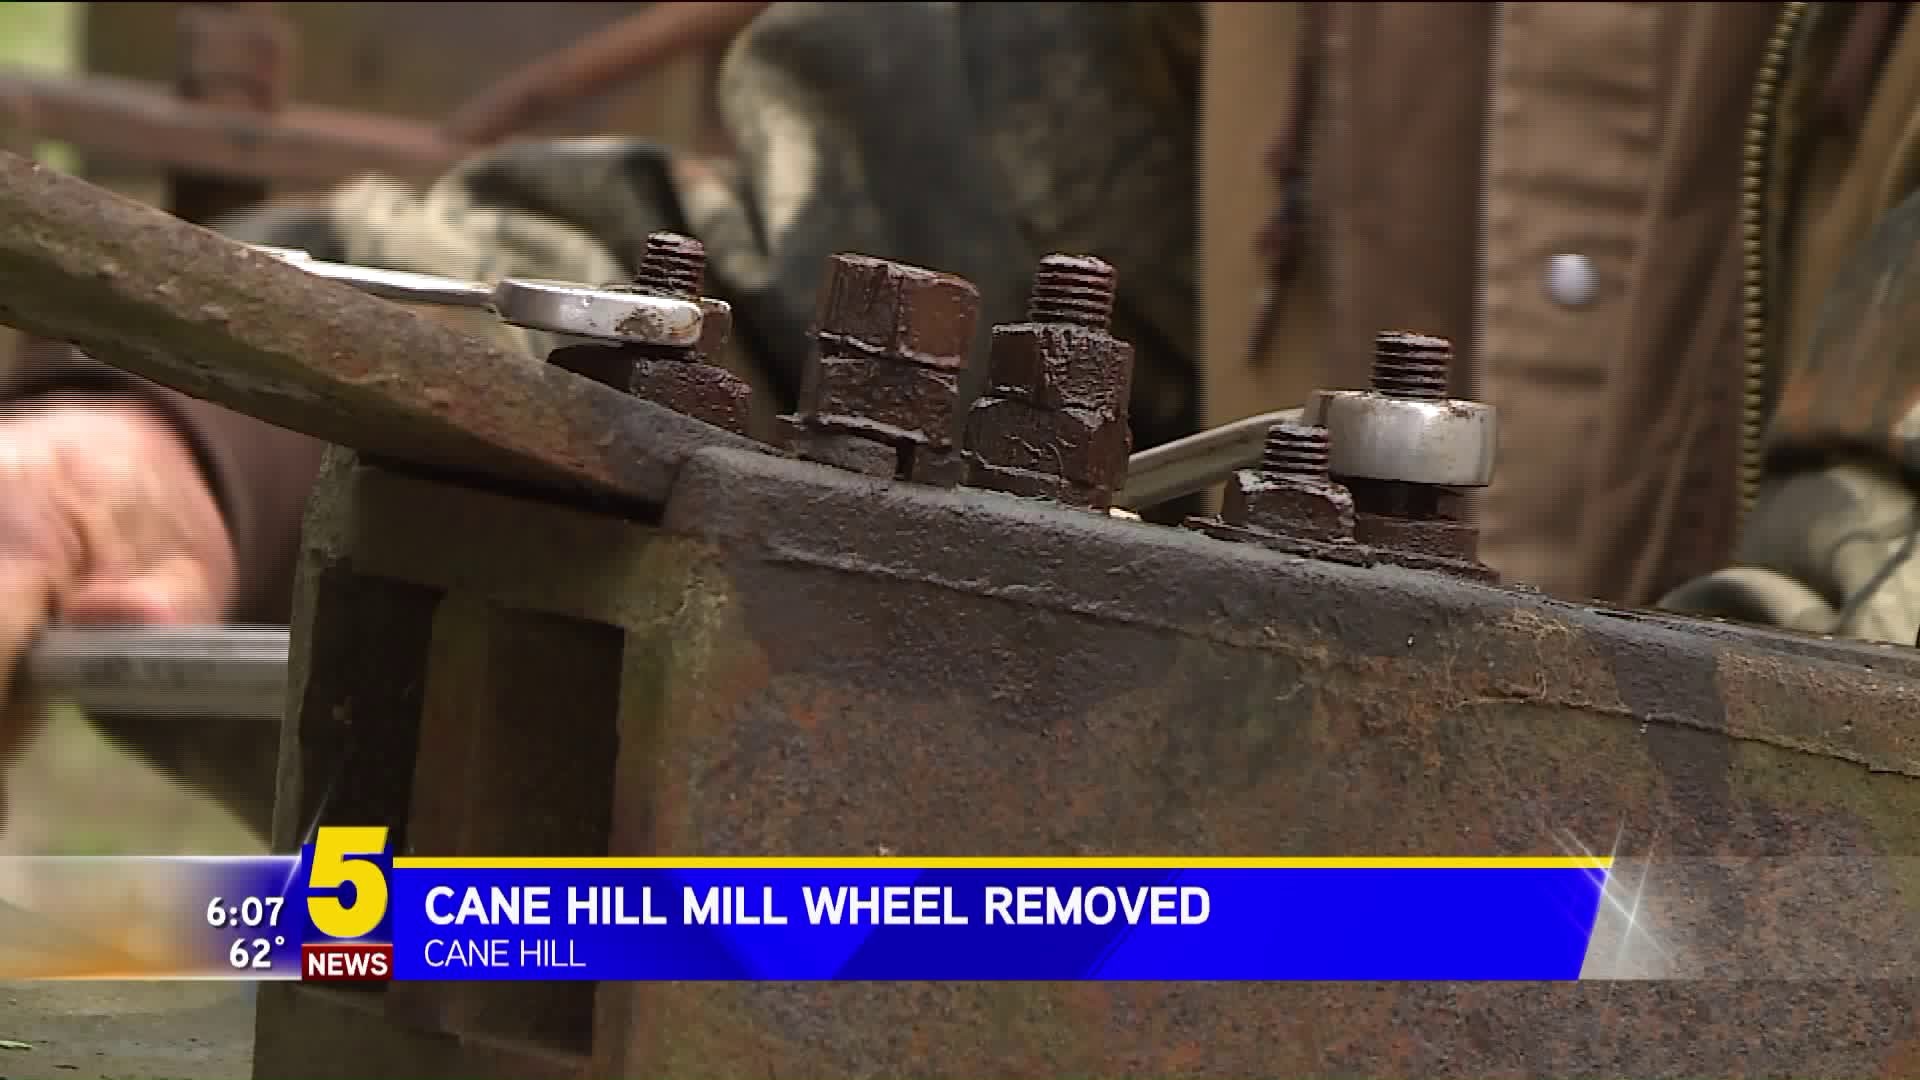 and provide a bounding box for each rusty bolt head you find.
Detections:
[814,253,981,370]
[986,323,1135,413]
[546,343,754,436]
[1223,470,1356,542]
[1028,254,1117,330]
[775,415,901,479]
[799,353,961,448]
[1218,422,1355,540]
[626,357,753,435]
[964,459,1110,511]
[962,397,1132,491]
[1353,512,1480,563]
[961,253,1136,508]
